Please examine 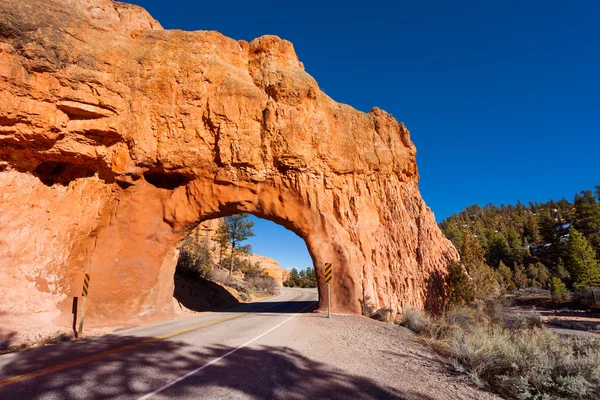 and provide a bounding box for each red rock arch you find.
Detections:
[83,176,353,329]
[0,0,458,342]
